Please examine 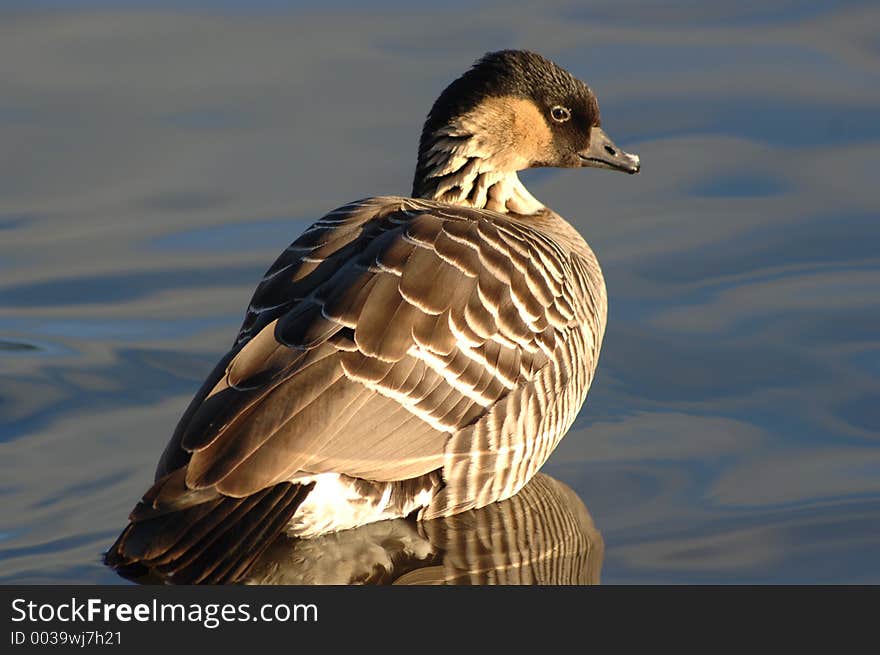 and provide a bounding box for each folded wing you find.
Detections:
[154,196,603,510]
